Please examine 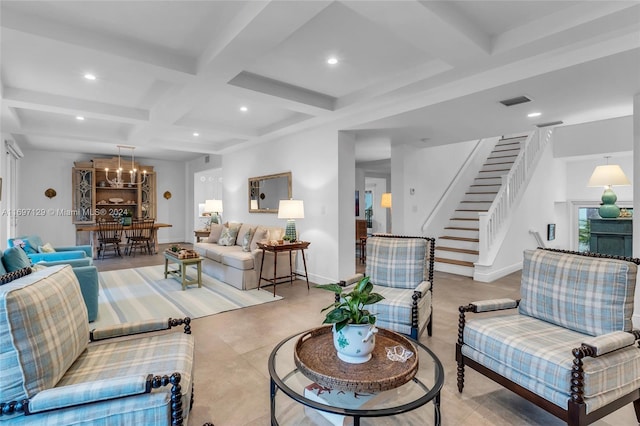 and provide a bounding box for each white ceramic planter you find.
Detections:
[332,323,378,363]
